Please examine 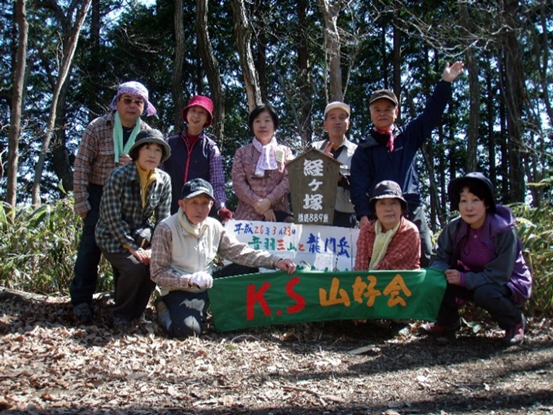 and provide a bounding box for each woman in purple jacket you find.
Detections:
[424,172,532,346]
